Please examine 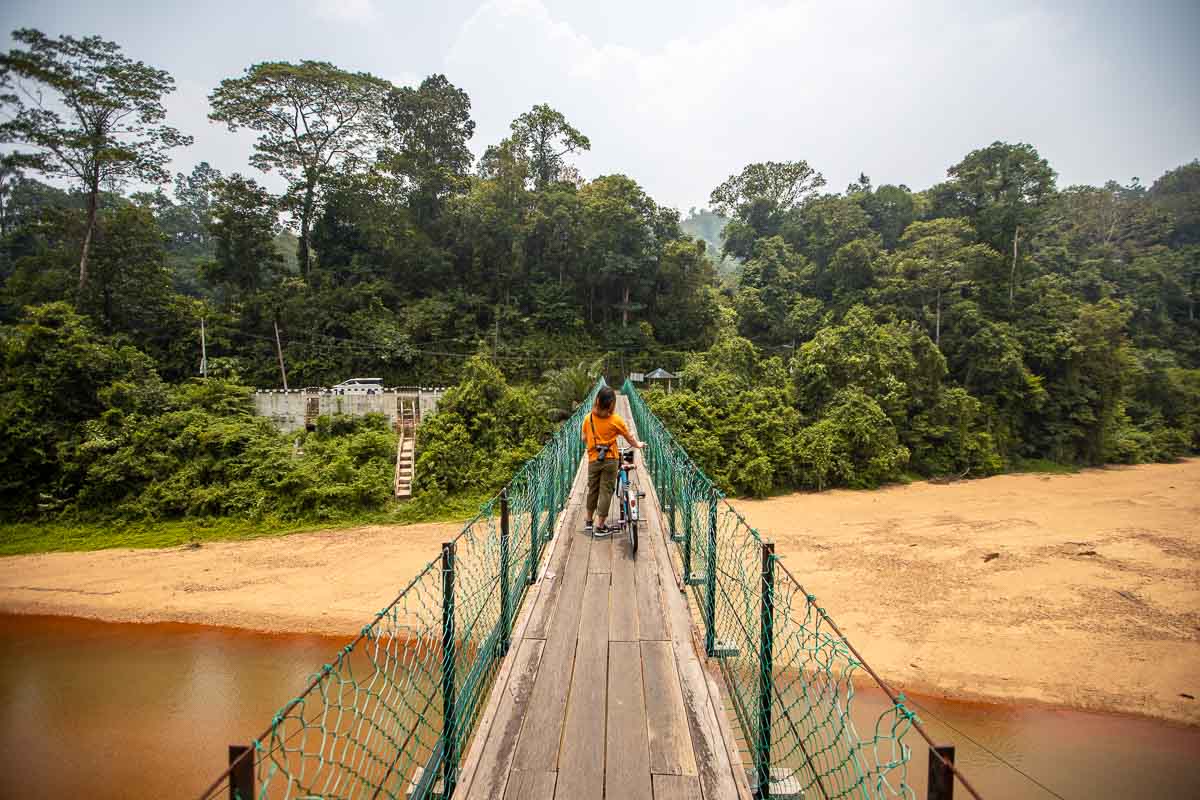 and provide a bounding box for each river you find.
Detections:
[0,614,1197,799]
